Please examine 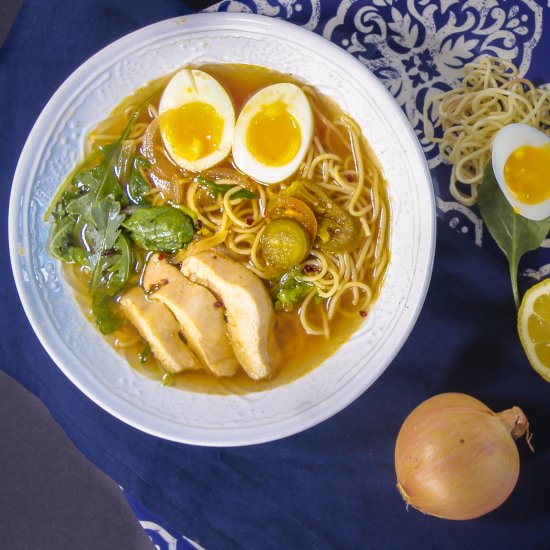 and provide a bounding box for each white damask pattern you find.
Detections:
[206,0,321,29]
[140,520,206,549]
[323,0,544,167]
[141,520,179,550]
